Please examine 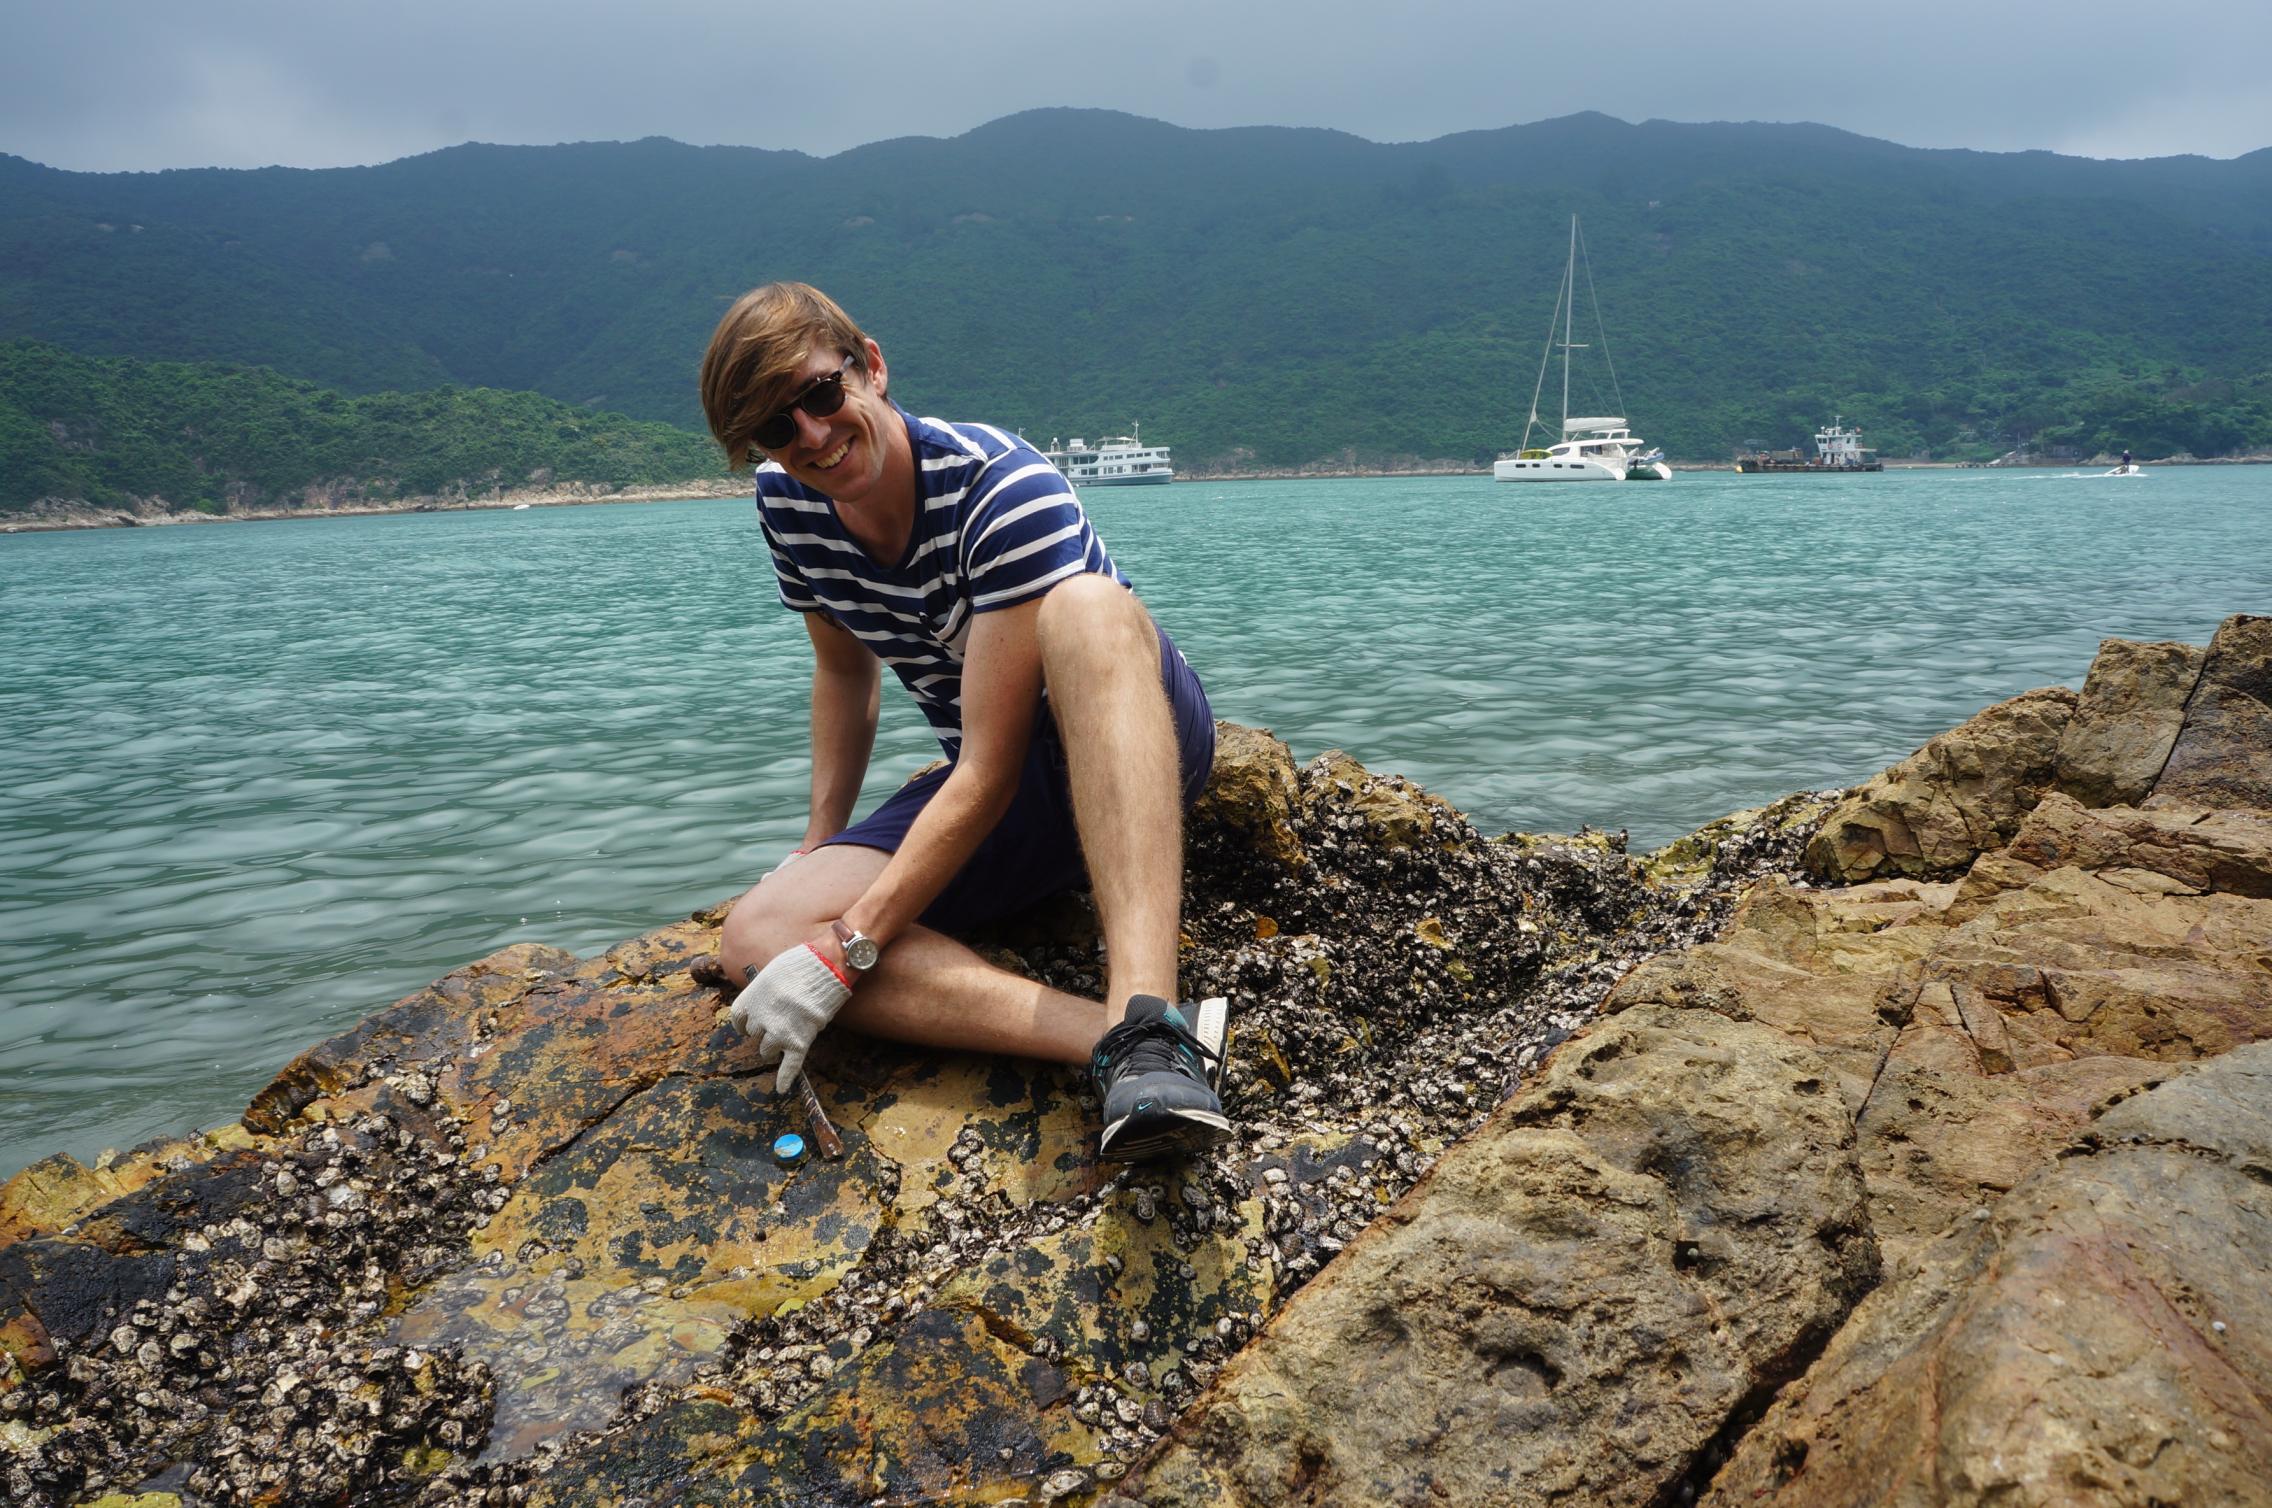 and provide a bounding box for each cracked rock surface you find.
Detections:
[1705,1041,2272,1508]
[1123,1002,1880,1507]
